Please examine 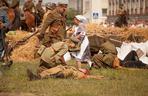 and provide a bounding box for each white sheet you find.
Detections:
[117,41,148,64]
